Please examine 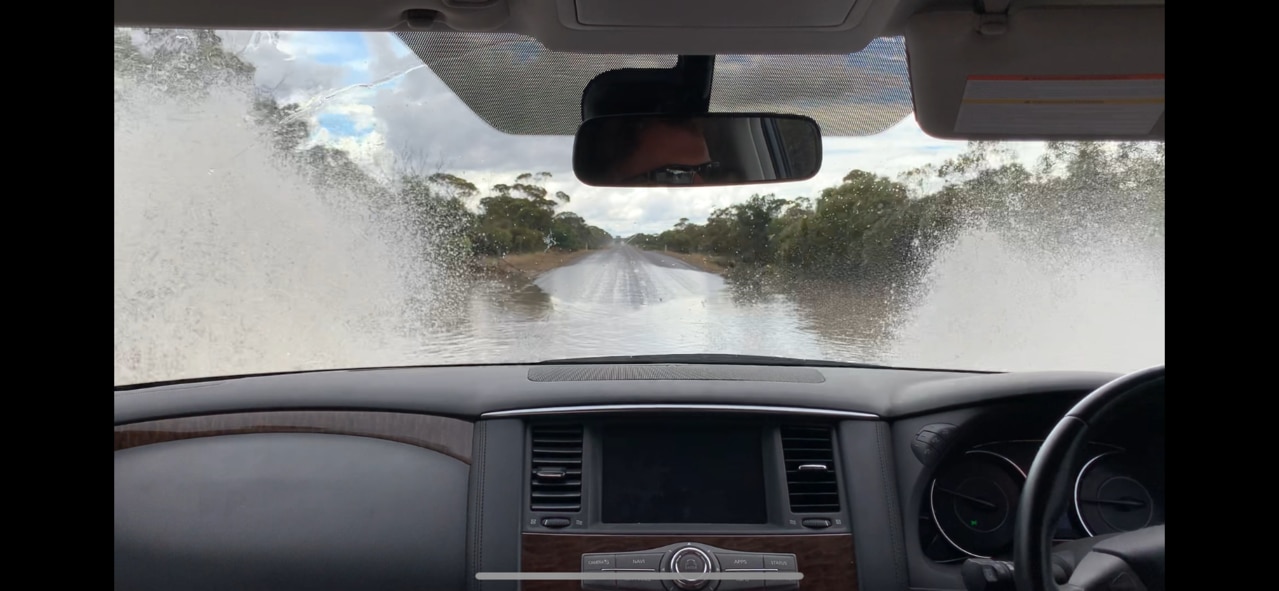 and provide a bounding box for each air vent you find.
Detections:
[781,425,841,513]
[529,424,583,512]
